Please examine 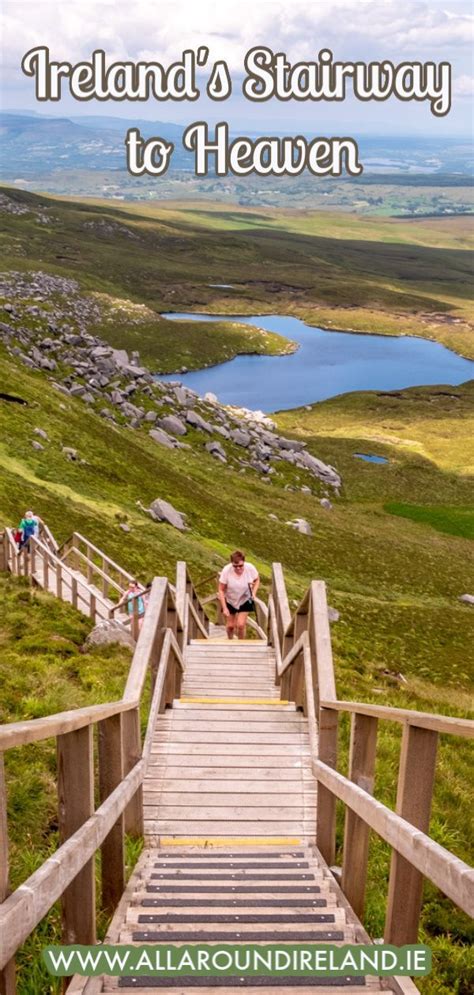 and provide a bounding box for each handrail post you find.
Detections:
[0,532,6,573]
[71,576,78,610]
[385,724,438,944]
[132,598,139,641]
[317,706,338,865]
[29,537,36,579]
[284,609,307,706]
[56,562,62,600]
[57,725,95,945]
[341,713,378,918]
[43,550,49,590]
[122,707,144,836]
[98,714,125,915]
[0,755,16,994]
